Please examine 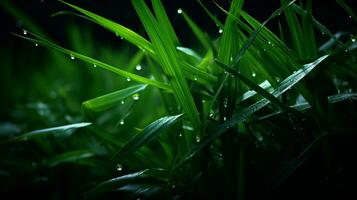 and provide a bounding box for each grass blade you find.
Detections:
[11,122,92,142]
[14,33,172,91]
[132,0,201,133]
[83,84,147,113]
[58,0,154,54]
[84,169,166,199]
[114,114,183,162]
